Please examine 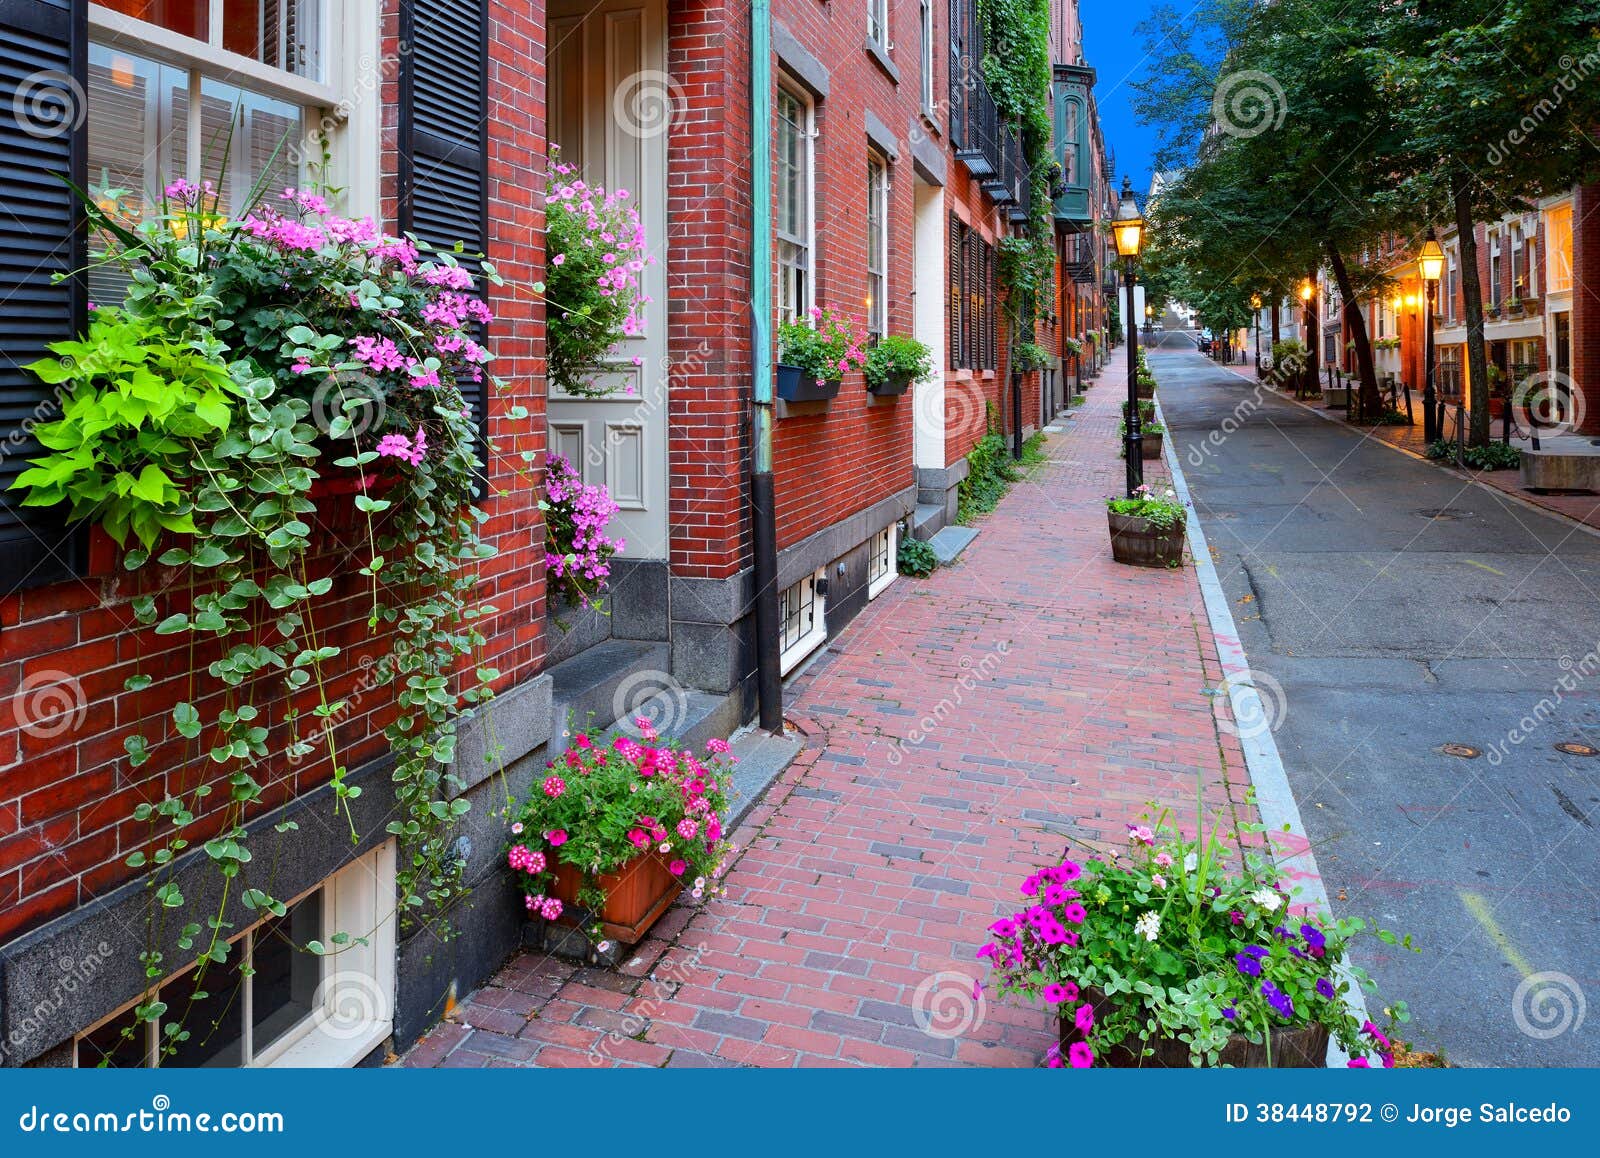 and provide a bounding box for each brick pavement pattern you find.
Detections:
[402,369,1257,1068]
